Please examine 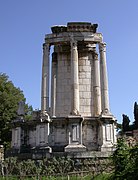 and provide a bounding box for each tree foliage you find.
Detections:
[121,102,138,132]
[122,114,130,132]
[0,73,32,148]
[111,138,138,180]
[134,102,138,129]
